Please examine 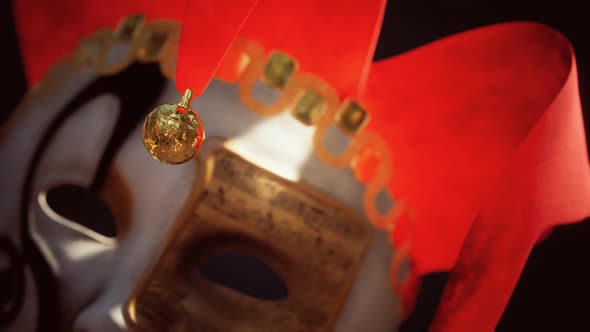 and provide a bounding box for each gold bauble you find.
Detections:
[142,89,205,164]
